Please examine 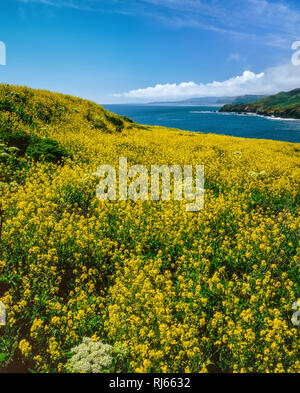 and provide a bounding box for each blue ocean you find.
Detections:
[103,105,300,143]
